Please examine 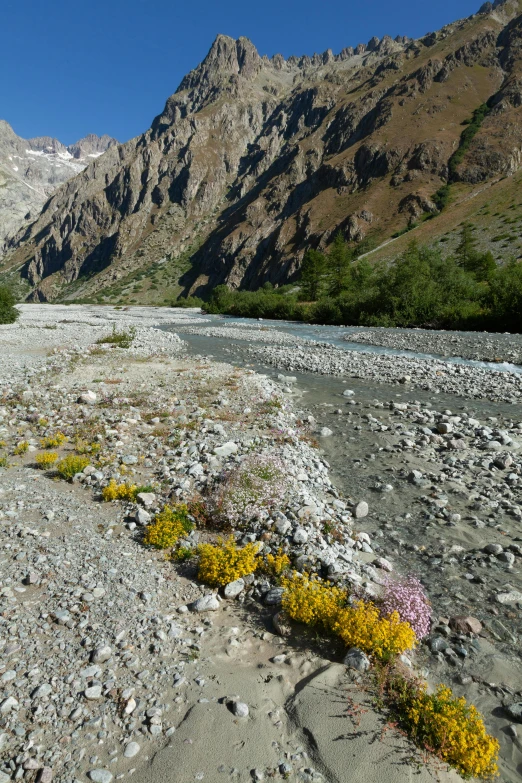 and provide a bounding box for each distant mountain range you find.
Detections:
[1,0,522,303]
[0,122,116,254]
